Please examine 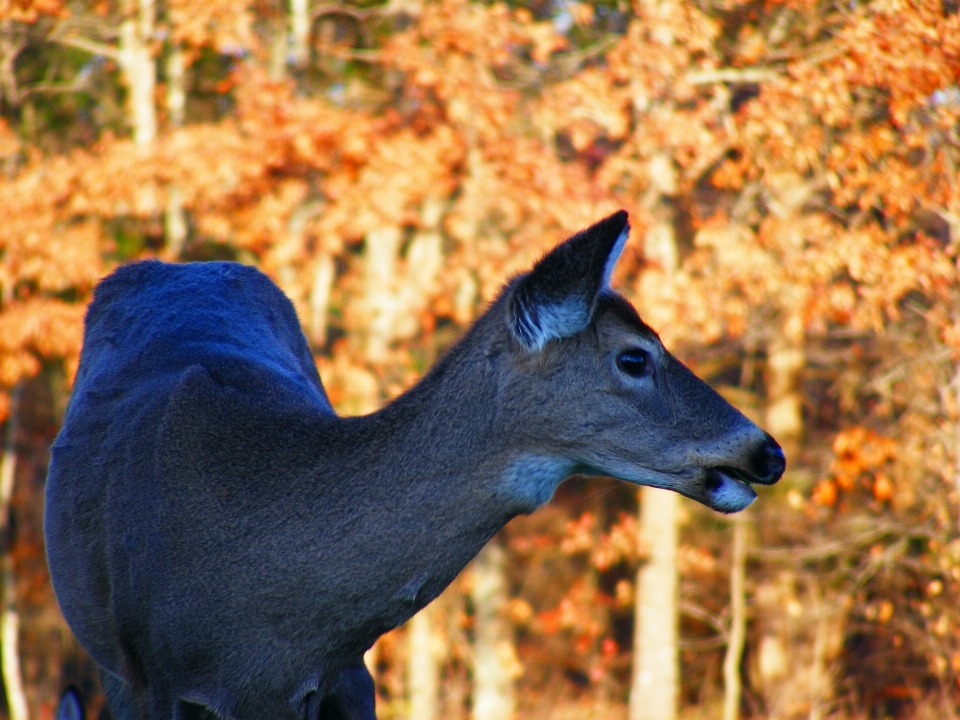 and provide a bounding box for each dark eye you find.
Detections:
[616,349,649,377]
